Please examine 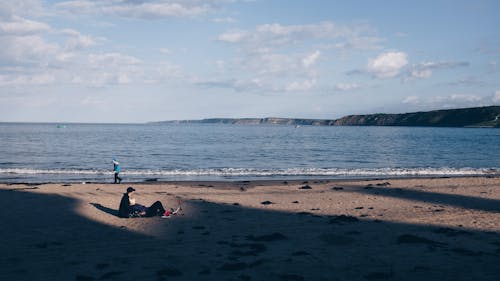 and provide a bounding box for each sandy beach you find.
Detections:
[1,177,499,281]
